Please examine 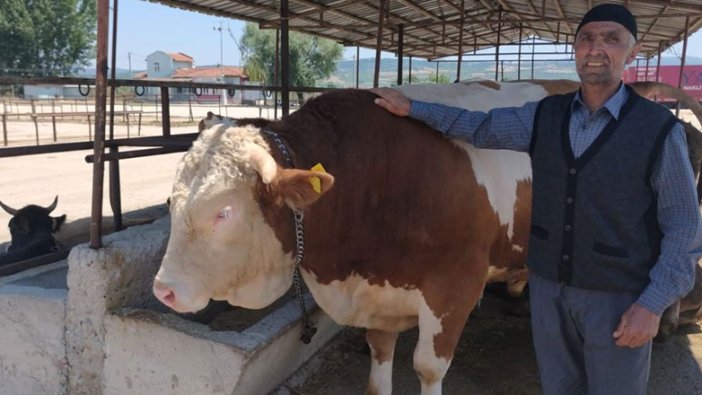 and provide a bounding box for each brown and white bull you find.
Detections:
[154,80,702,394]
